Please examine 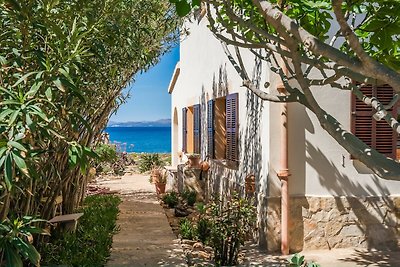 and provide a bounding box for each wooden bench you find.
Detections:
[49,213,84,232]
